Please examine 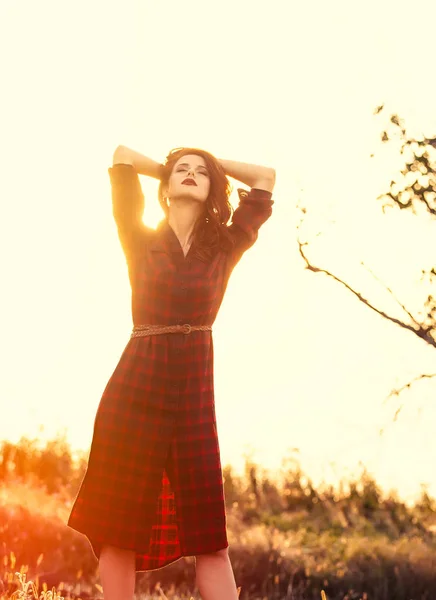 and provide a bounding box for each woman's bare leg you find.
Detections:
[195,548,239,600]
[99,545,136,600]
